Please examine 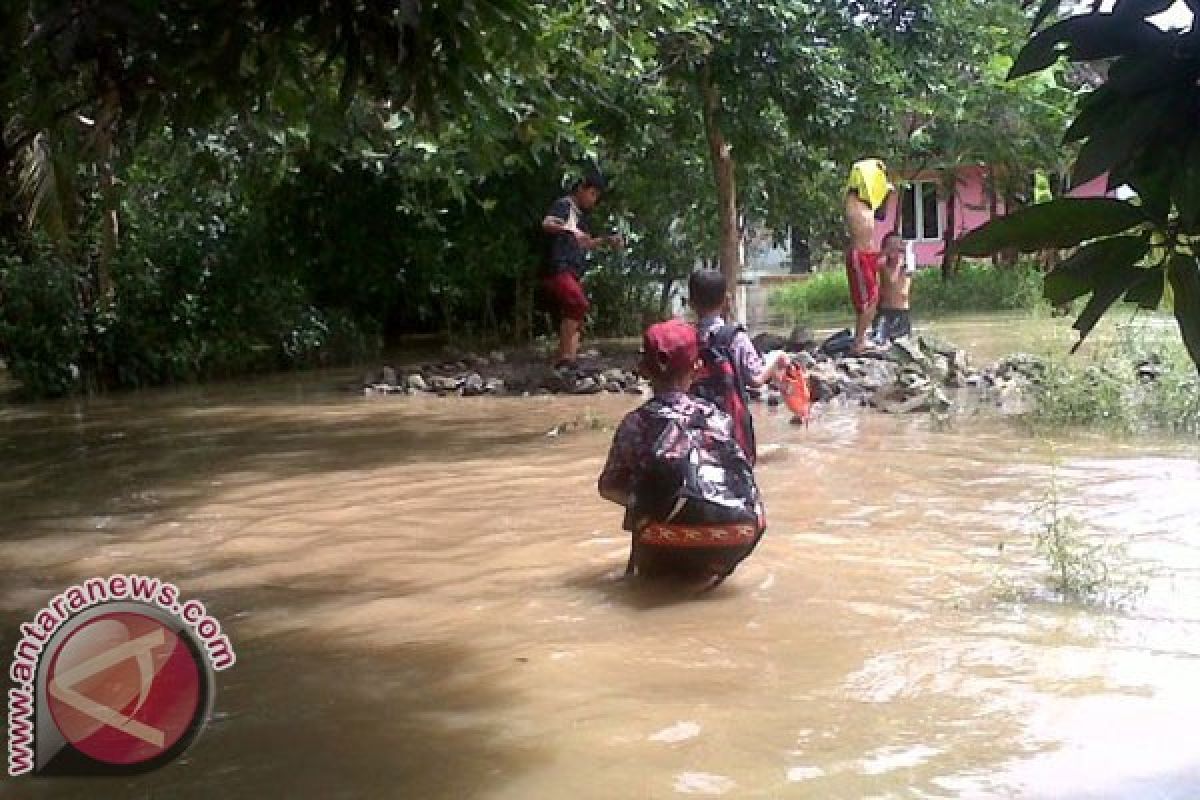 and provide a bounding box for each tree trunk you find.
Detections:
[988,166,1001,268]
[940,169,958,281]
[94,80,121,302]
[700,61,741,290]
